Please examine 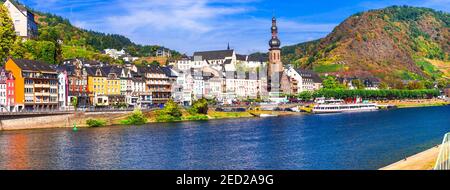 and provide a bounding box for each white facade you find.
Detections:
[104,49,126,59]
[57,72,68,109]
[3,0,38,39]
[0,82,6,111]
[285,67,322,92]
